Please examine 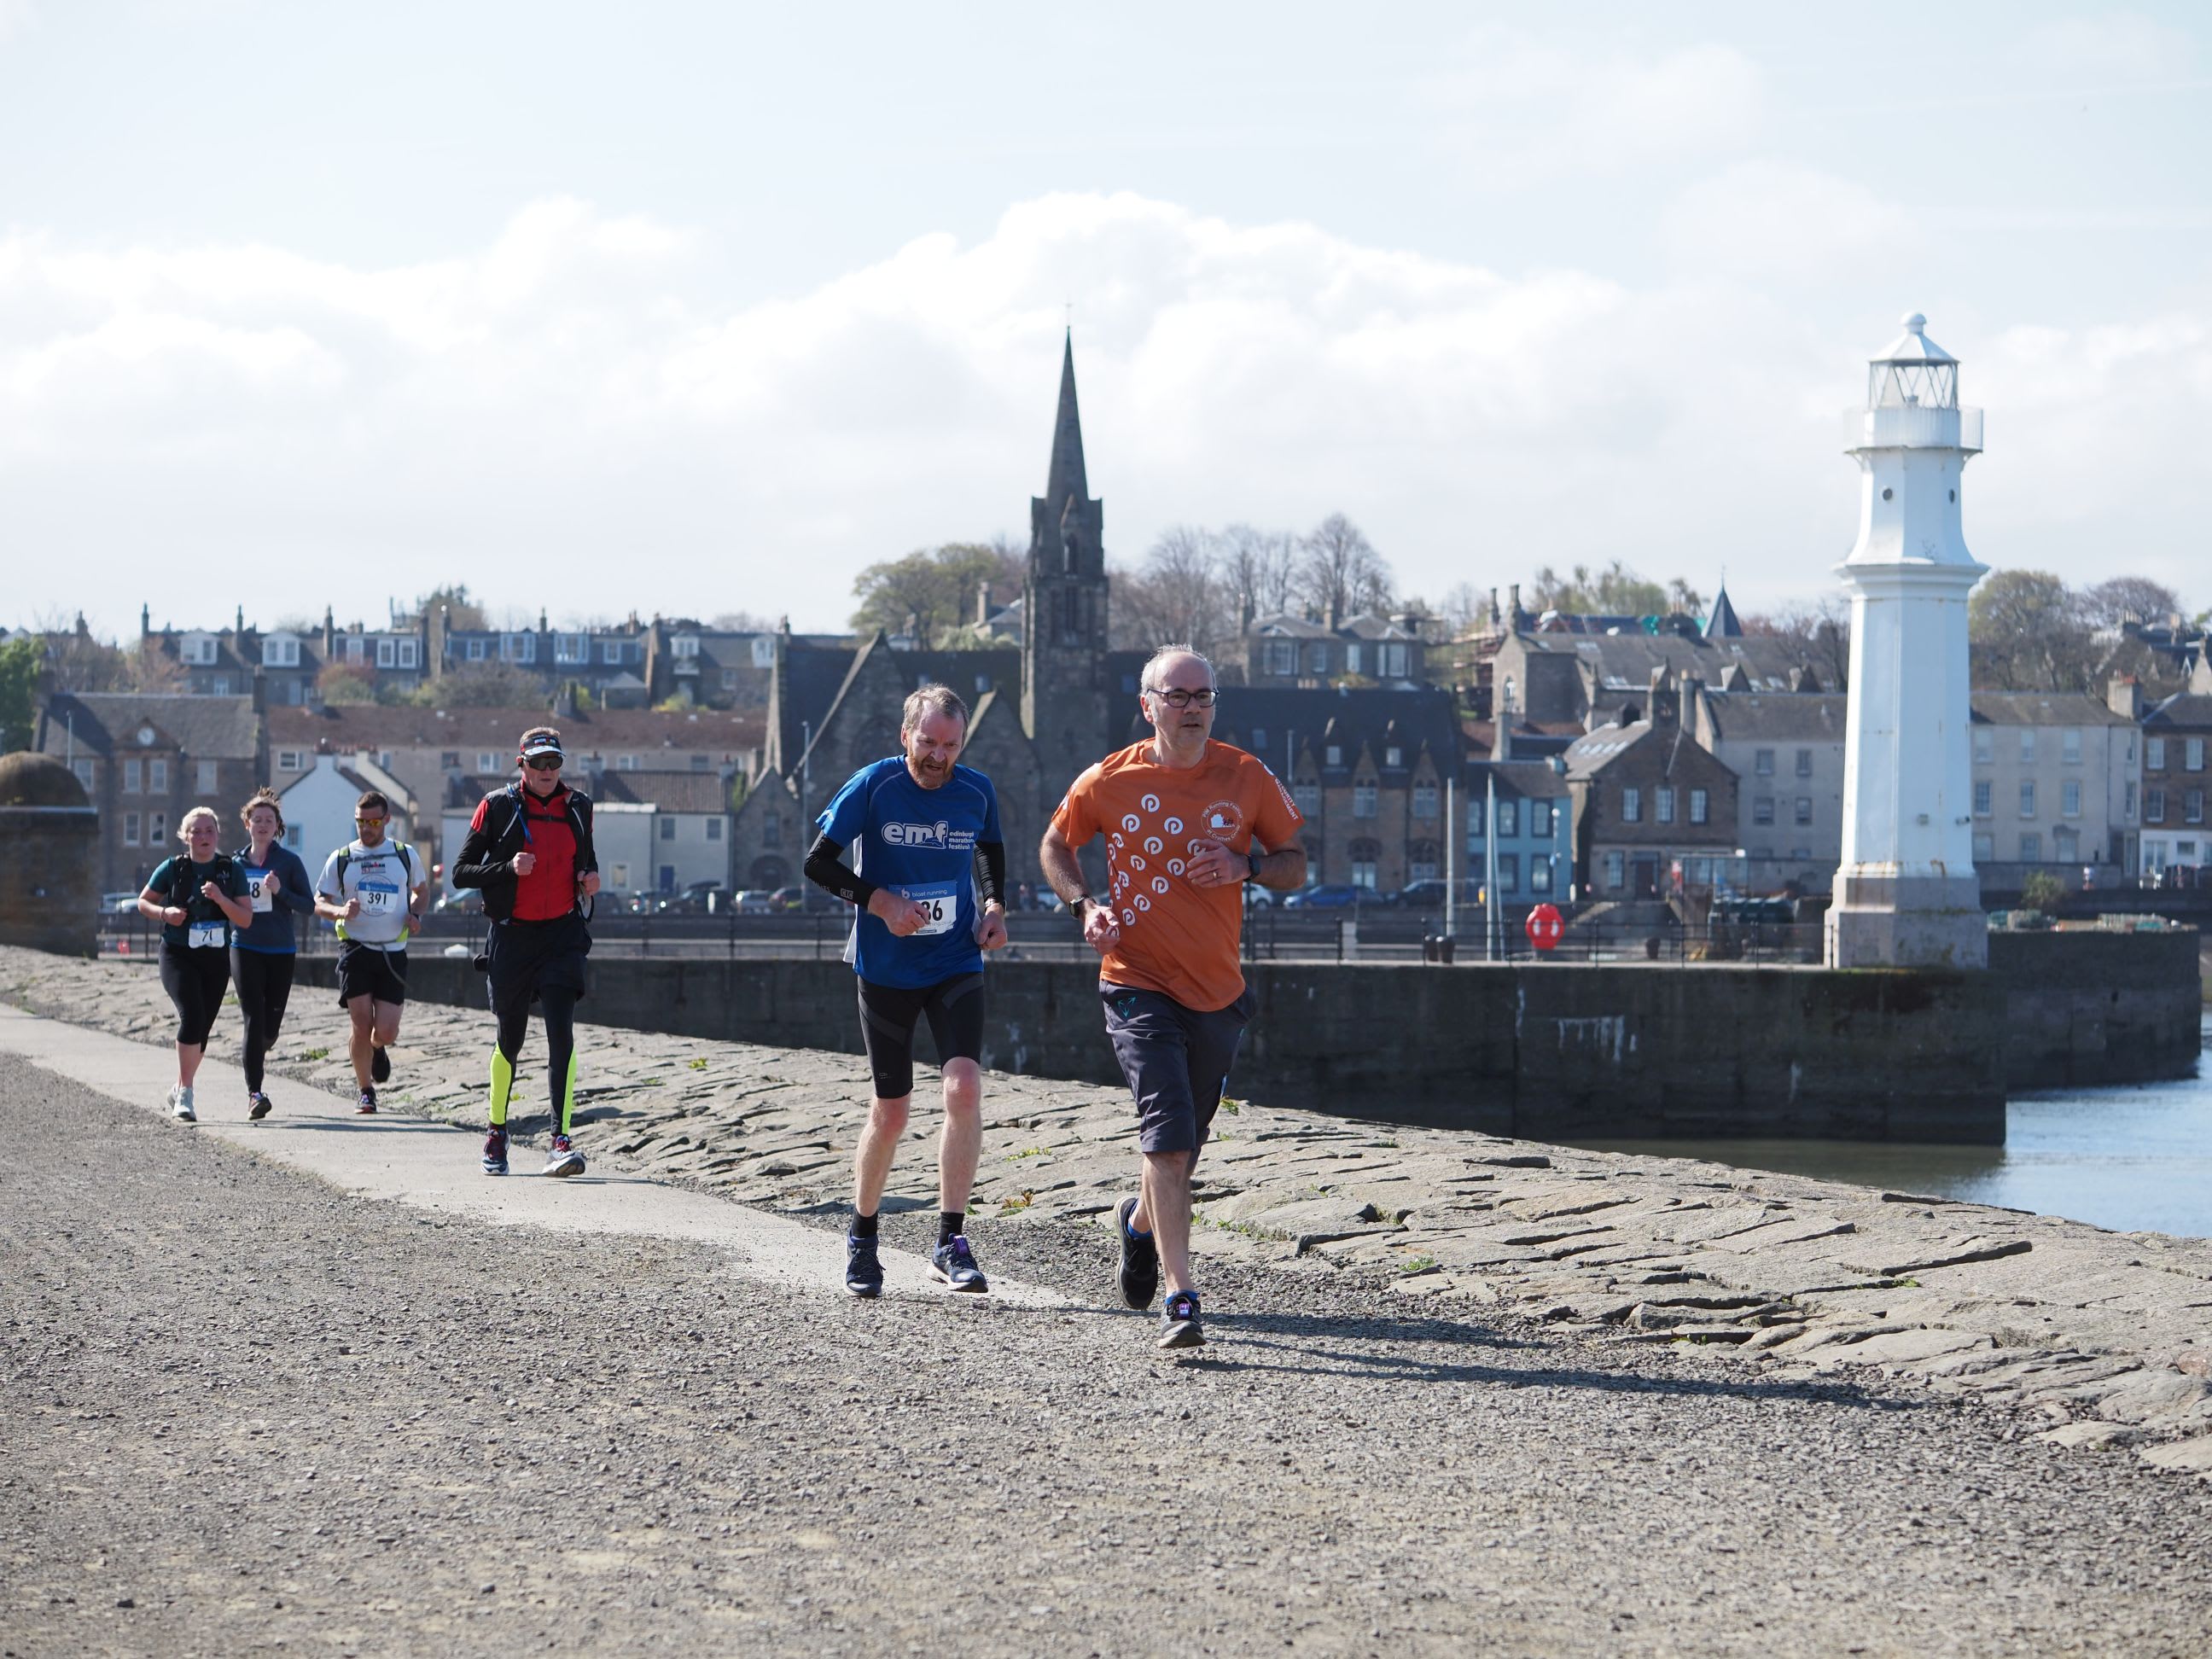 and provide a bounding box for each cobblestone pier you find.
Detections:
[8,945,2210,1483]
